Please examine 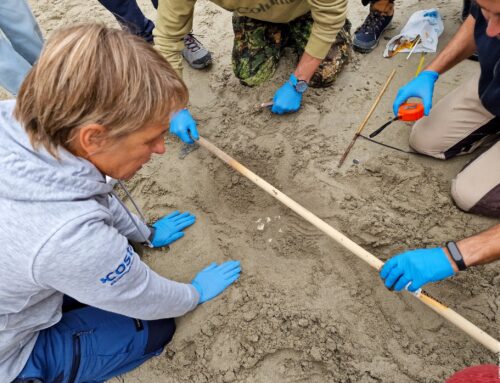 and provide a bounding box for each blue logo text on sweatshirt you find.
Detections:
[100,245,135,285]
